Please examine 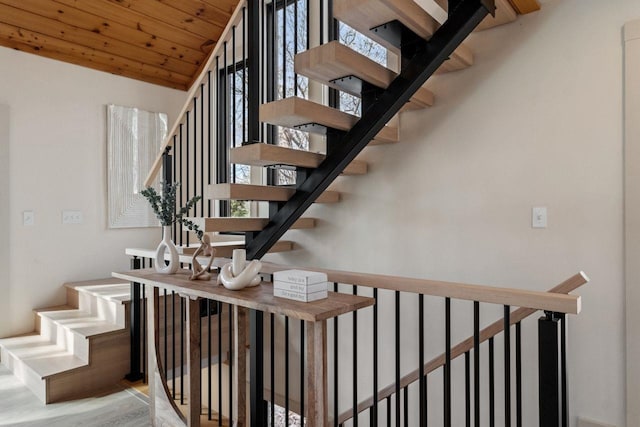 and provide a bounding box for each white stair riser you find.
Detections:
[38,315,89,363]
[77,291,125,328]
[0,347,46,403]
